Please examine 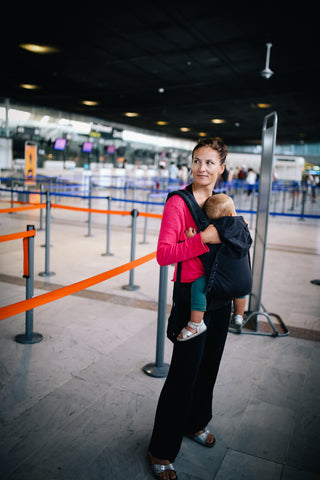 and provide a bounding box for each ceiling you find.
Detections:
[1,2,319,146]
